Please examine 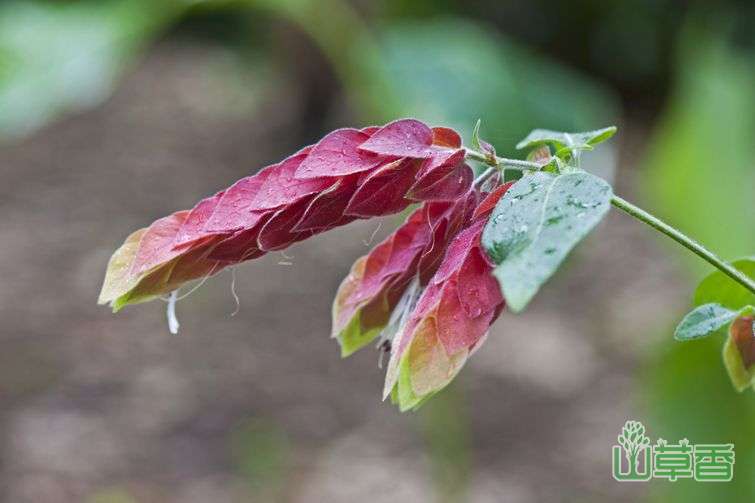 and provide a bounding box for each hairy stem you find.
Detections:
[610,195,755,295]
[472,166,496,185]
[464,147,755,296]
[464,149,542,170]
